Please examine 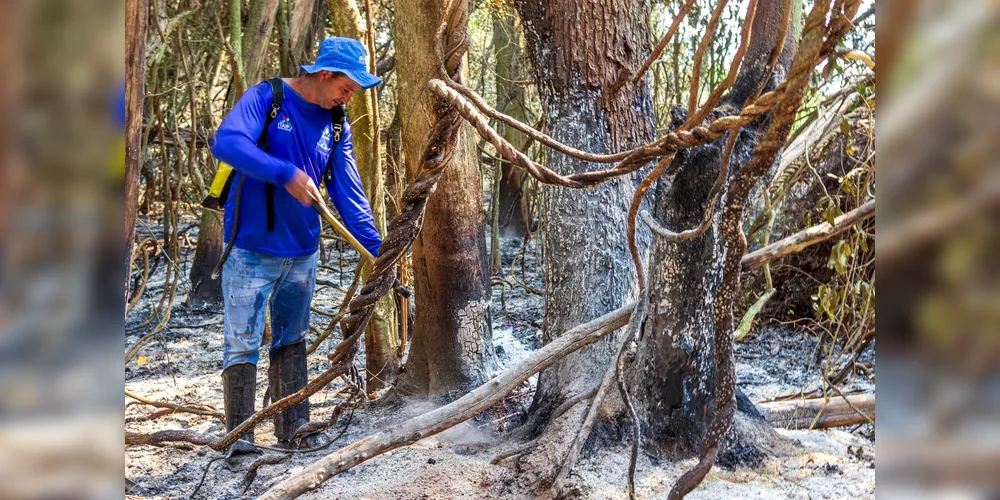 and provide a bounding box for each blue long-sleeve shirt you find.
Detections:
[211,80,382,258]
